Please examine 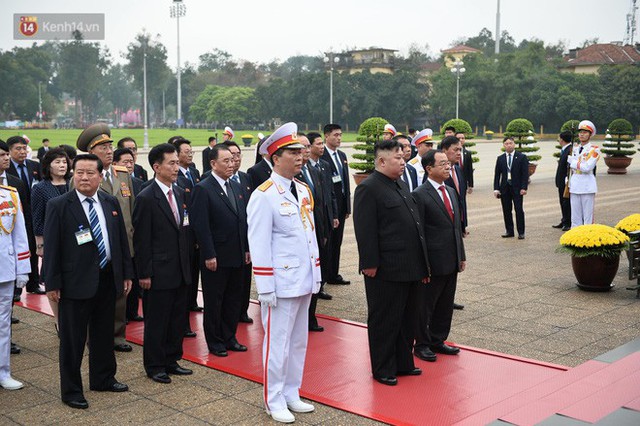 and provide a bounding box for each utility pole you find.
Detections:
[495,0,501,55]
